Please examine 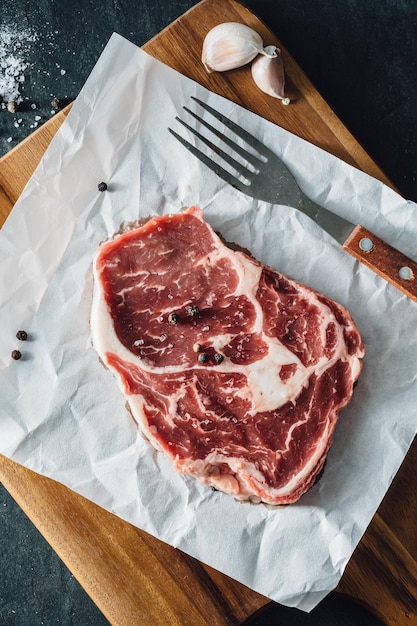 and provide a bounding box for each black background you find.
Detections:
[1,1,416,624]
